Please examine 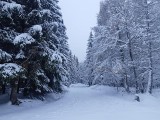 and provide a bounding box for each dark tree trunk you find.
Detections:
[10,79,21,105]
